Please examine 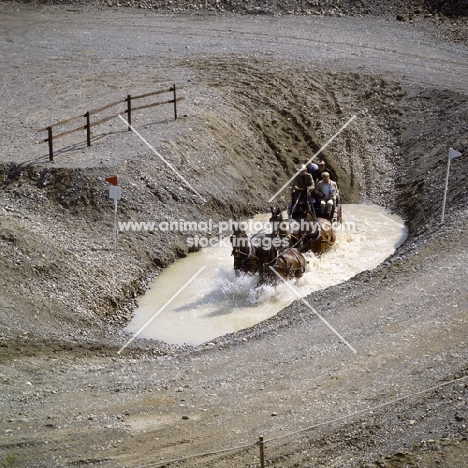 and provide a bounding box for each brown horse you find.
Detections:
[269,206,288,240]
[230,226,257,275]
[289,212,335,255]
[254,208,307,282]
[256,242,307,281]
